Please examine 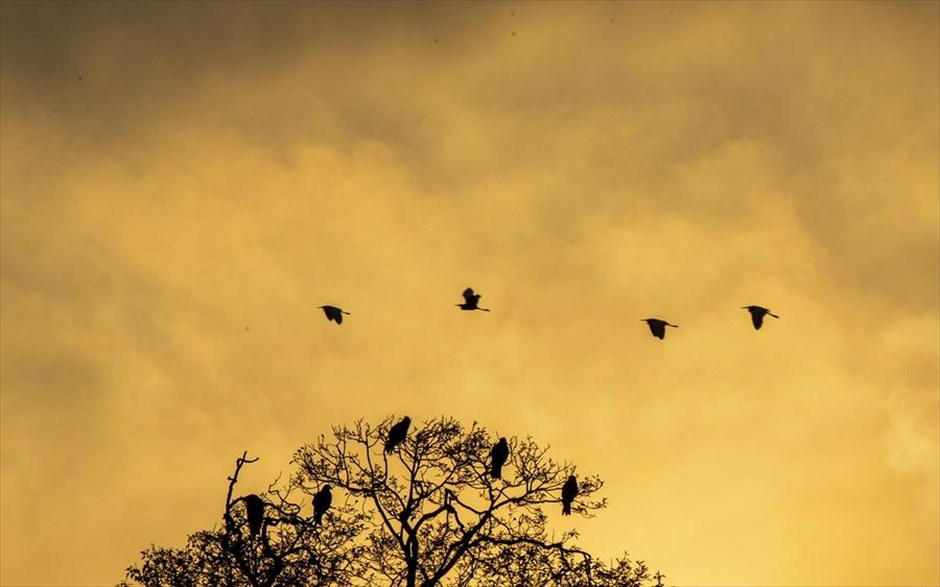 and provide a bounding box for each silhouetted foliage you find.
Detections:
[120,418,664,587]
